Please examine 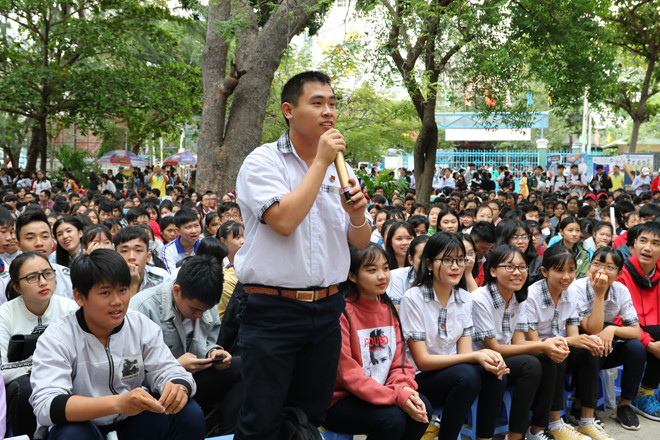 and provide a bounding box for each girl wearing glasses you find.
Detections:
[400,232,508,440]
[0,251,78,437]
[472,245,560,440]
[496,220,543,285]
[567,246,645,431]
[520,245,613,440]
